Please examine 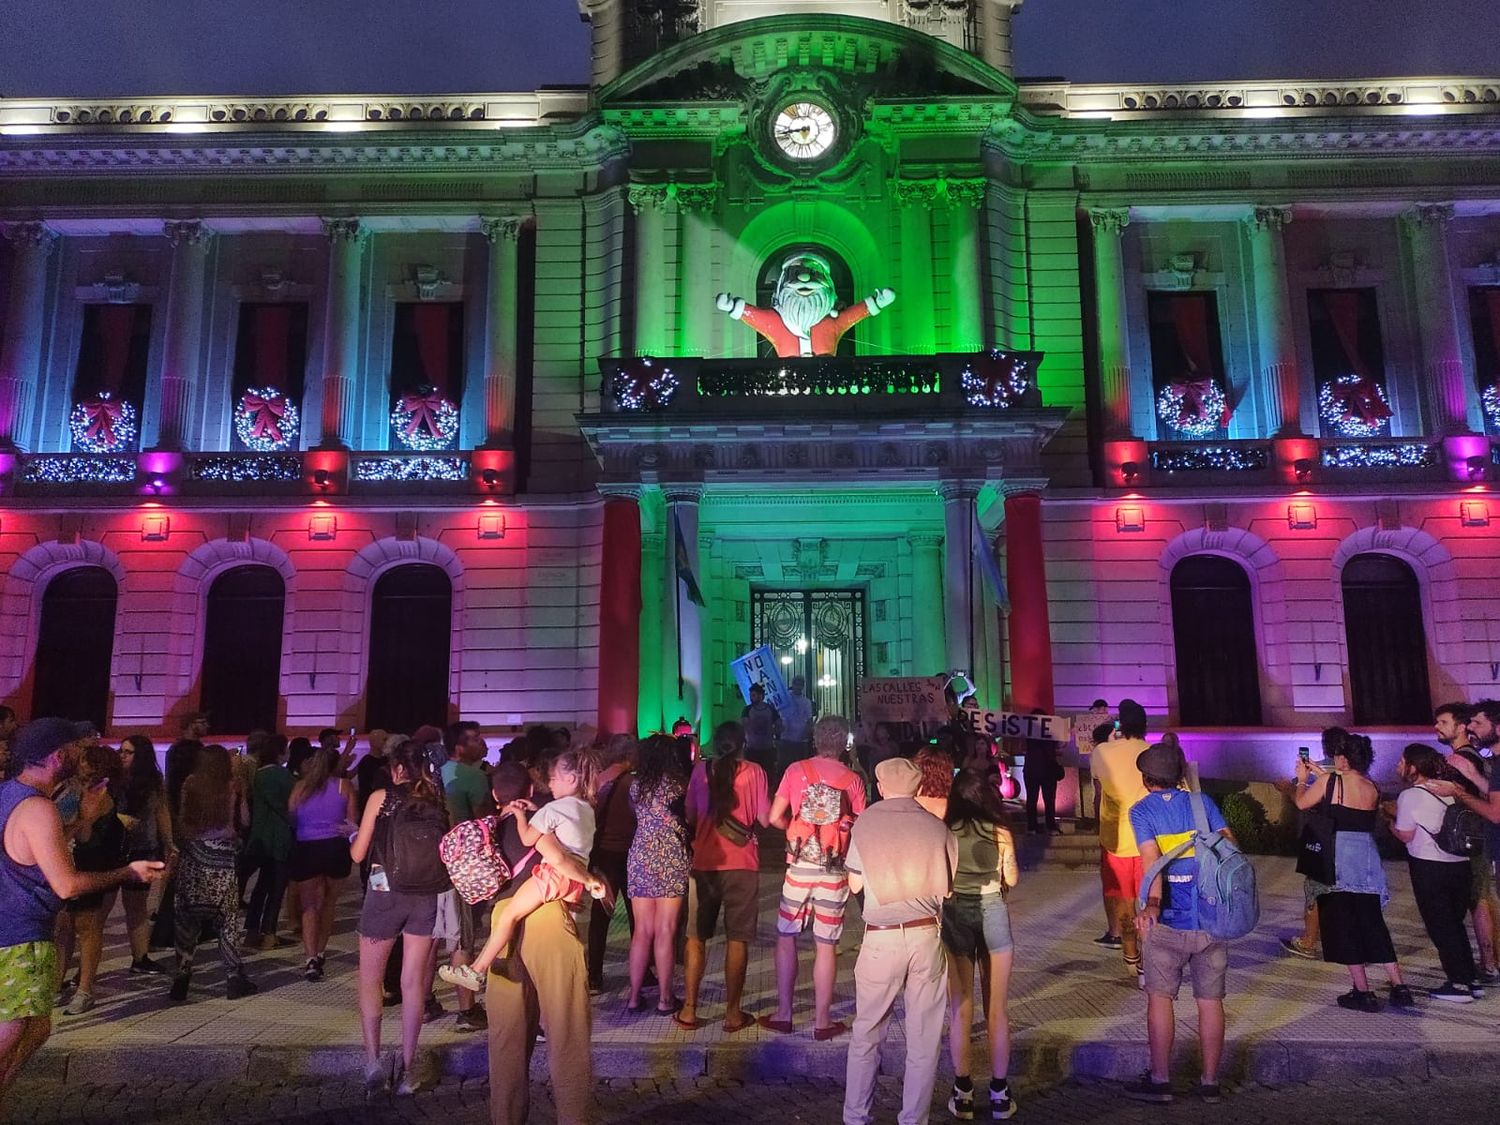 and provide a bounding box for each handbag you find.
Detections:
[1295,772,1340,885]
